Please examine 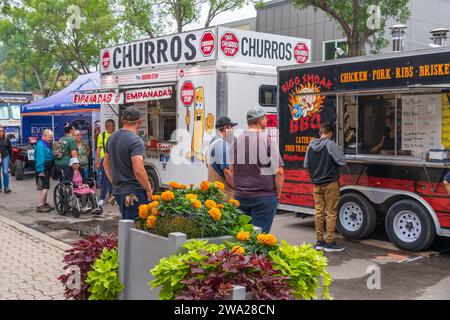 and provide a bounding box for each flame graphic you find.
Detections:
[288,83,325,120]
